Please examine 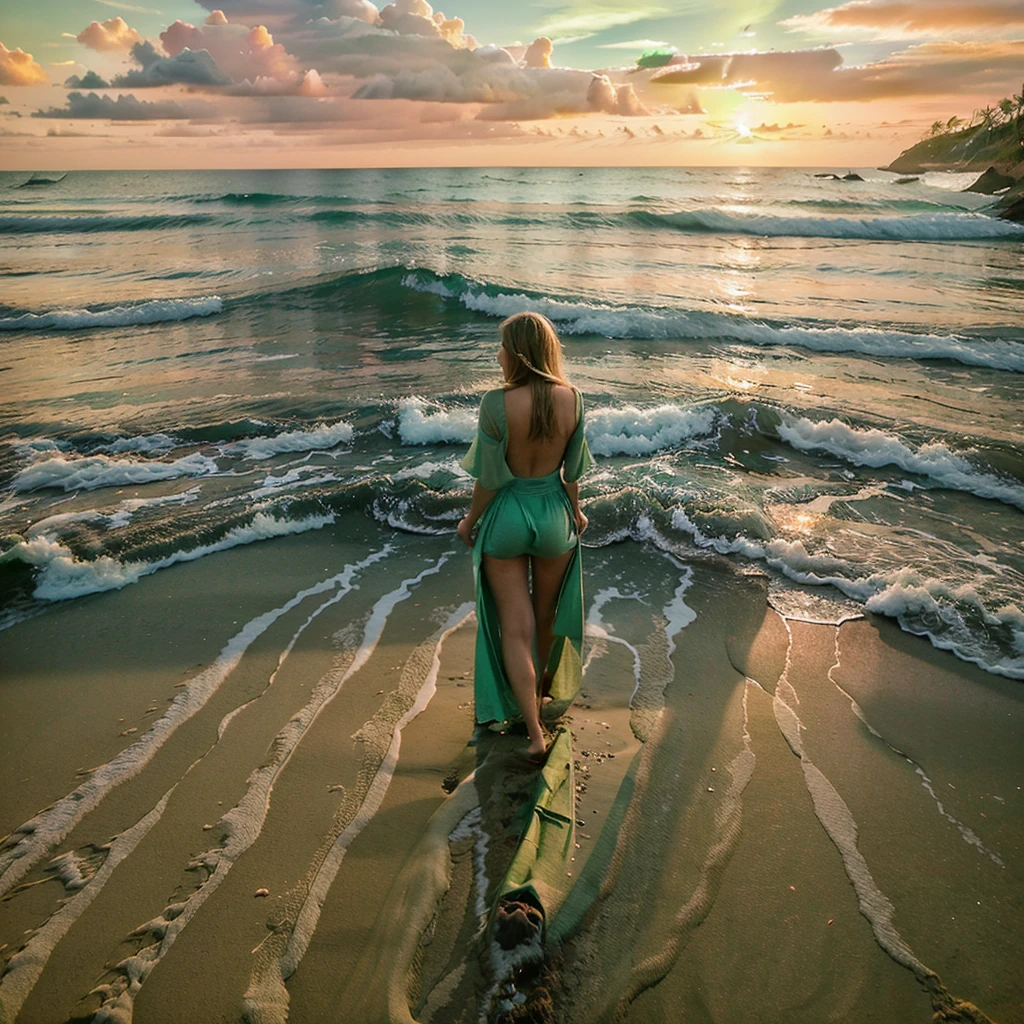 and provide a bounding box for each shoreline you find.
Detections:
[1,522,1020,1023]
